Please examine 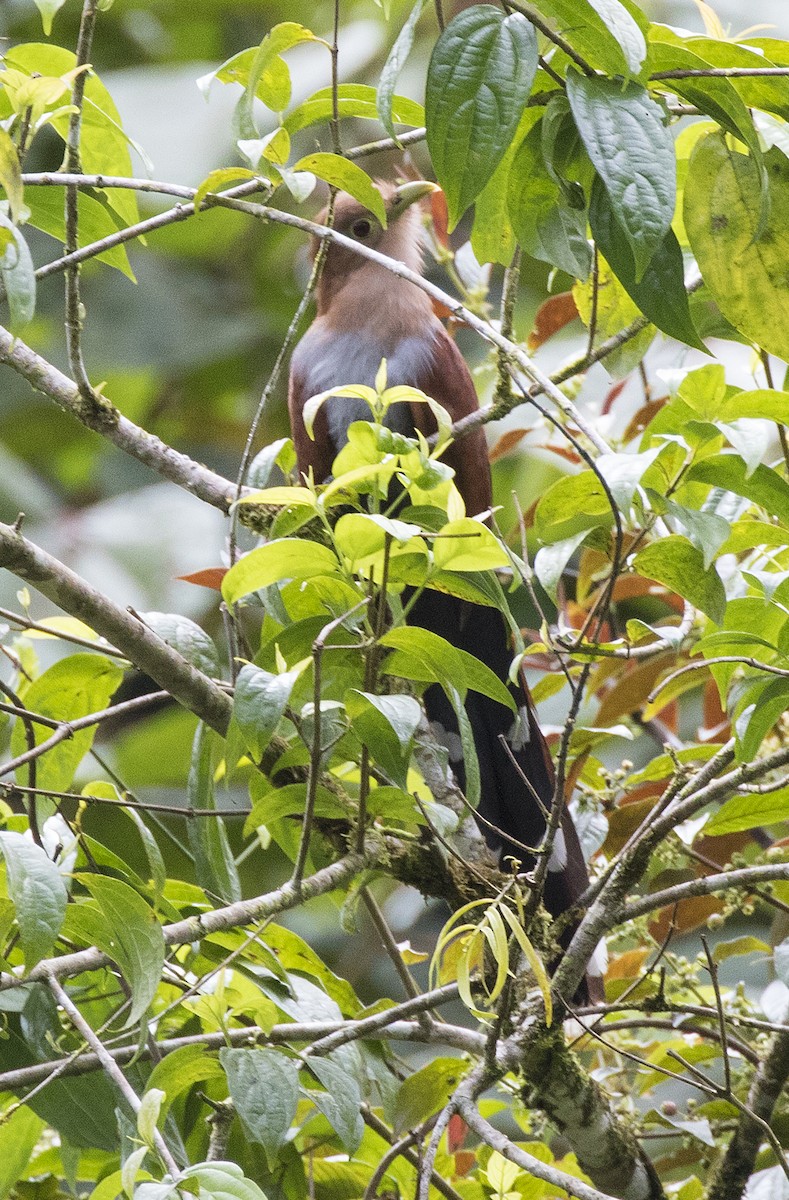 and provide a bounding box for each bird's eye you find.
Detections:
[352,218,372,239]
